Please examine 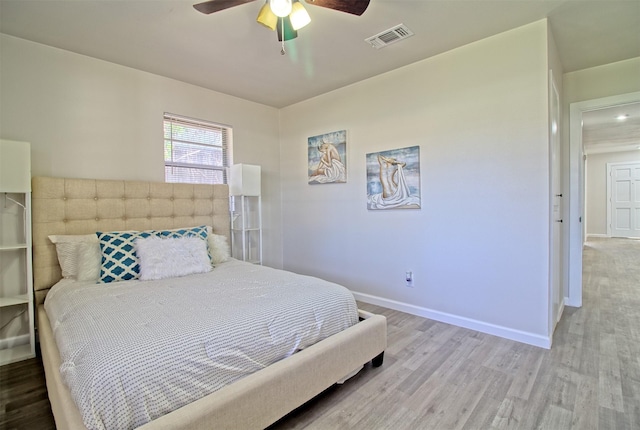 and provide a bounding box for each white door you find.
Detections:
[549,71,563,336]
[608,162,640,238]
